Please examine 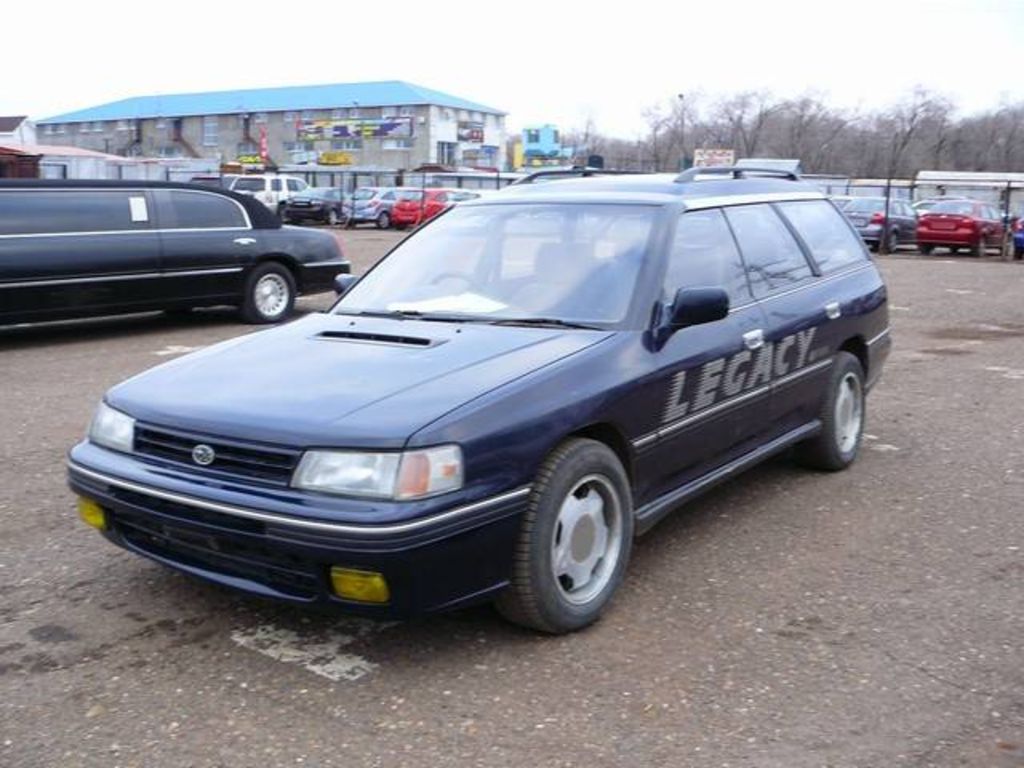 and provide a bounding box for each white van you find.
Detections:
[229,175,308,215]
